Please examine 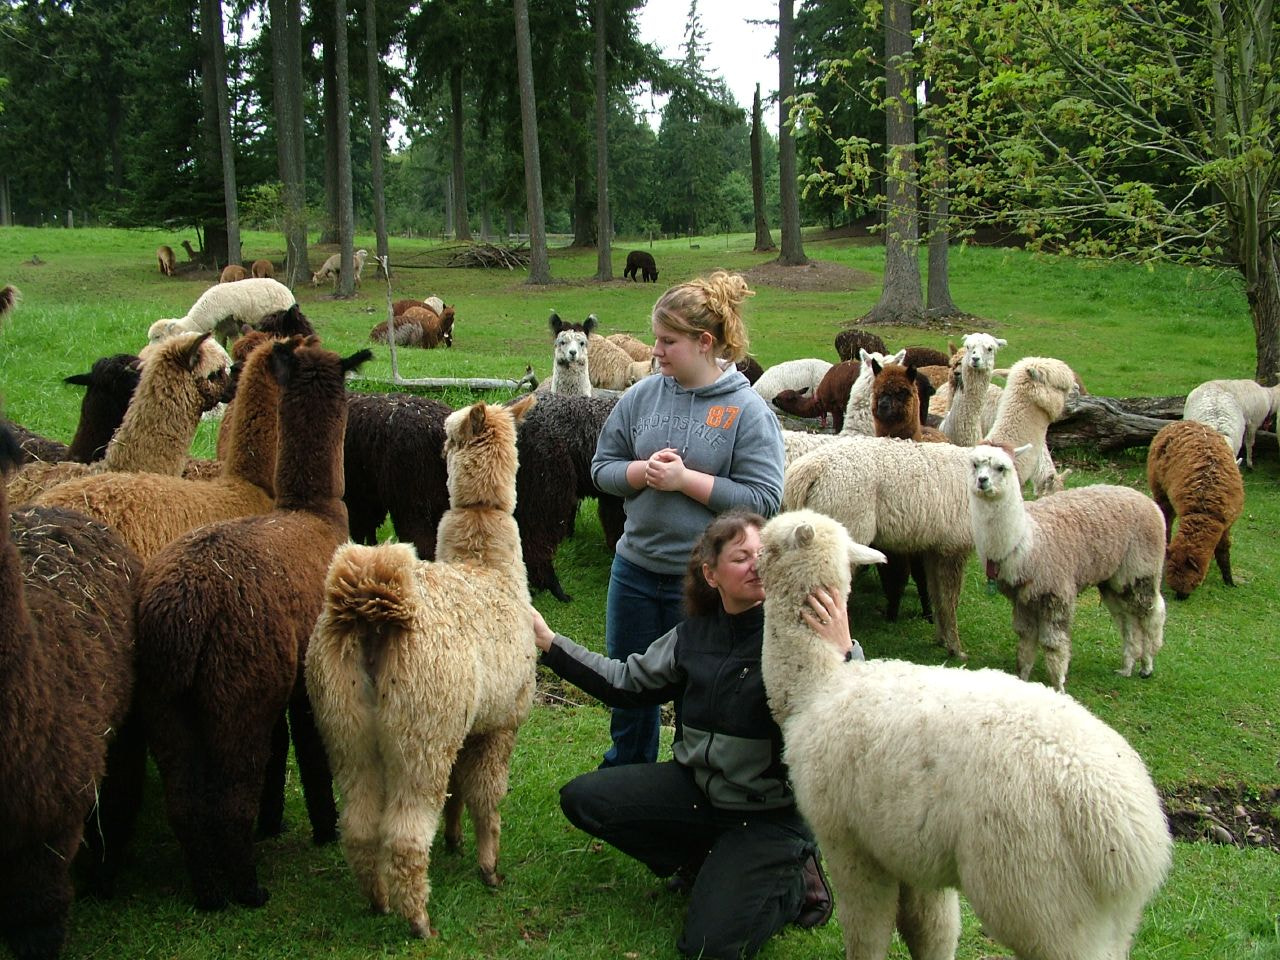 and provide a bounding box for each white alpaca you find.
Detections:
[939,332,1005,445]
[841,348,905,437]
[967,444,1167,691]
[1183,378,1280,467]
[752,358,834,405]
[757,509,1173,960]
[147,278,296,348]
[544,312,593,397]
